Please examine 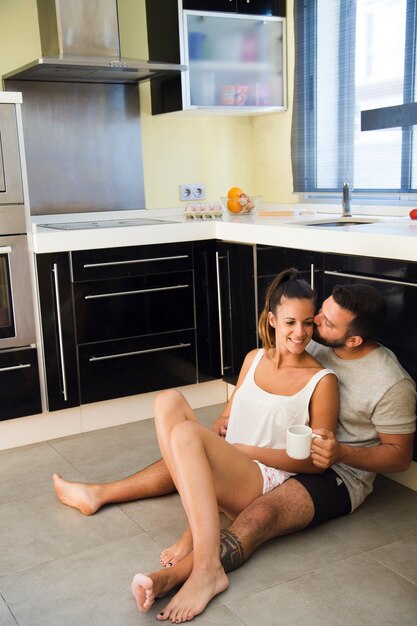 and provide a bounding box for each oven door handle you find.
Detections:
[52,263,68,402]
[0,246,12,254]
